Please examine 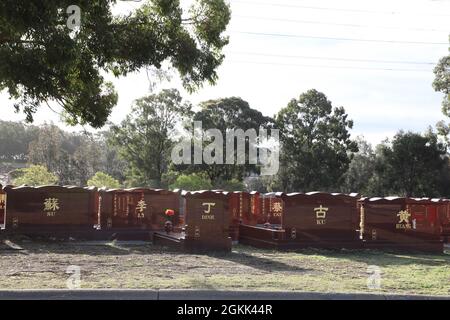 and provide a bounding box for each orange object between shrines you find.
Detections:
[153,190,232,252]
